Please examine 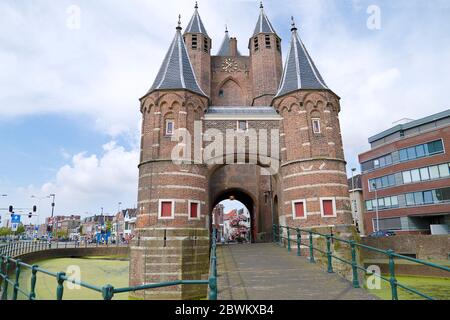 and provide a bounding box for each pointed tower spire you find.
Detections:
[147,15,206,97]
[275,17,328,98]
[217,26,240,56]
[253,1,277,36]
[184,2,209,36]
